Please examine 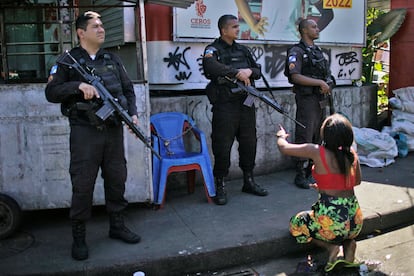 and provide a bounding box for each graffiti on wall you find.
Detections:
[262,45,285,79]
[151,42,361,88]
[335,51,359,80]
[163,46,192,81]
[247,46,360,83]
[196,54,204,77]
